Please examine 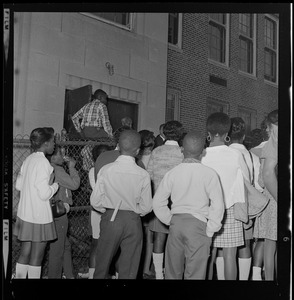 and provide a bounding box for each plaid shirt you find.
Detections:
[71,100,113,136]
[80,145,95,172]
